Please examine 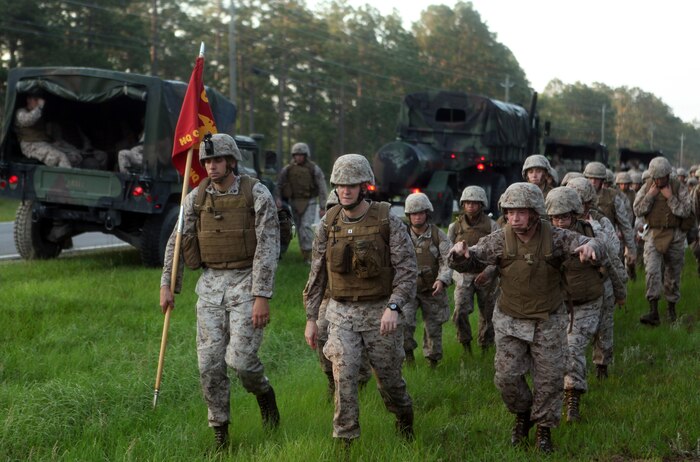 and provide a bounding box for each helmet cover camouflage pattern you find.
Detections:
[583,161,607,179]
[521,154,552,179]
[688,177,699,187]
[677,167,688,177]
[199,133,242,165]
[291,142,310,157]
[460,185,489,208]
[615,172,632,184]
[642,170,650,181]
[630,171,643,184]
[606,169,615,184]
[405,192,433,214]
[330,154,375,185]
[649,157,673,179]
[326,190,339,208]
[561,171,584,186]
[545,186,584,216]
[566,177,598,206]
[498,182,547,216]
